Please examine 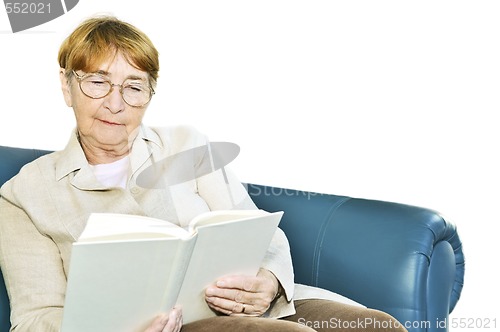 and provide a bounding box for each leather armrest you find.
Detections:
[247,184,464,330]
